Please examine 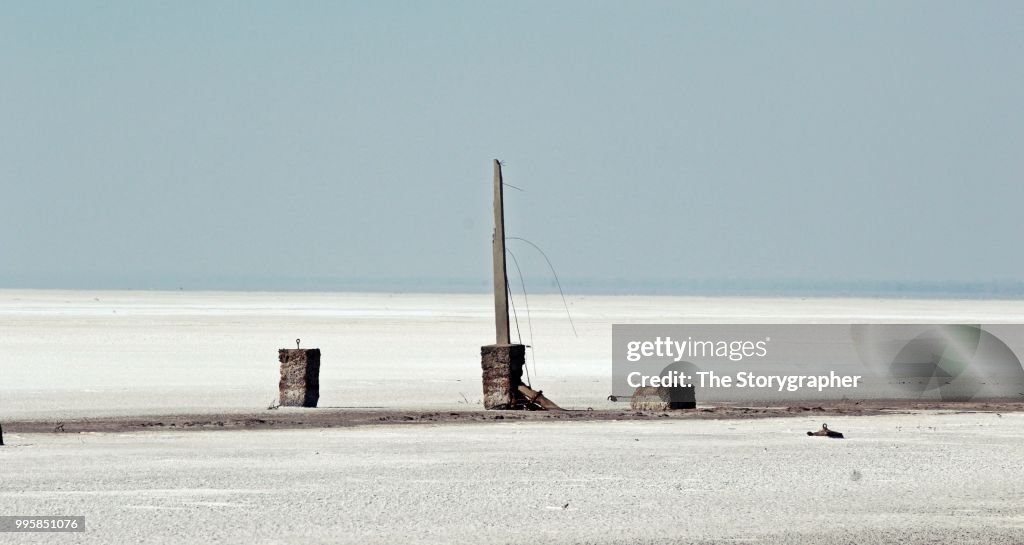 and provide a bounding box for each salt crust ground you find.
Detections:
[3,292,1023,542]
[2,412,1022,544]
[4,290,1024,420]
